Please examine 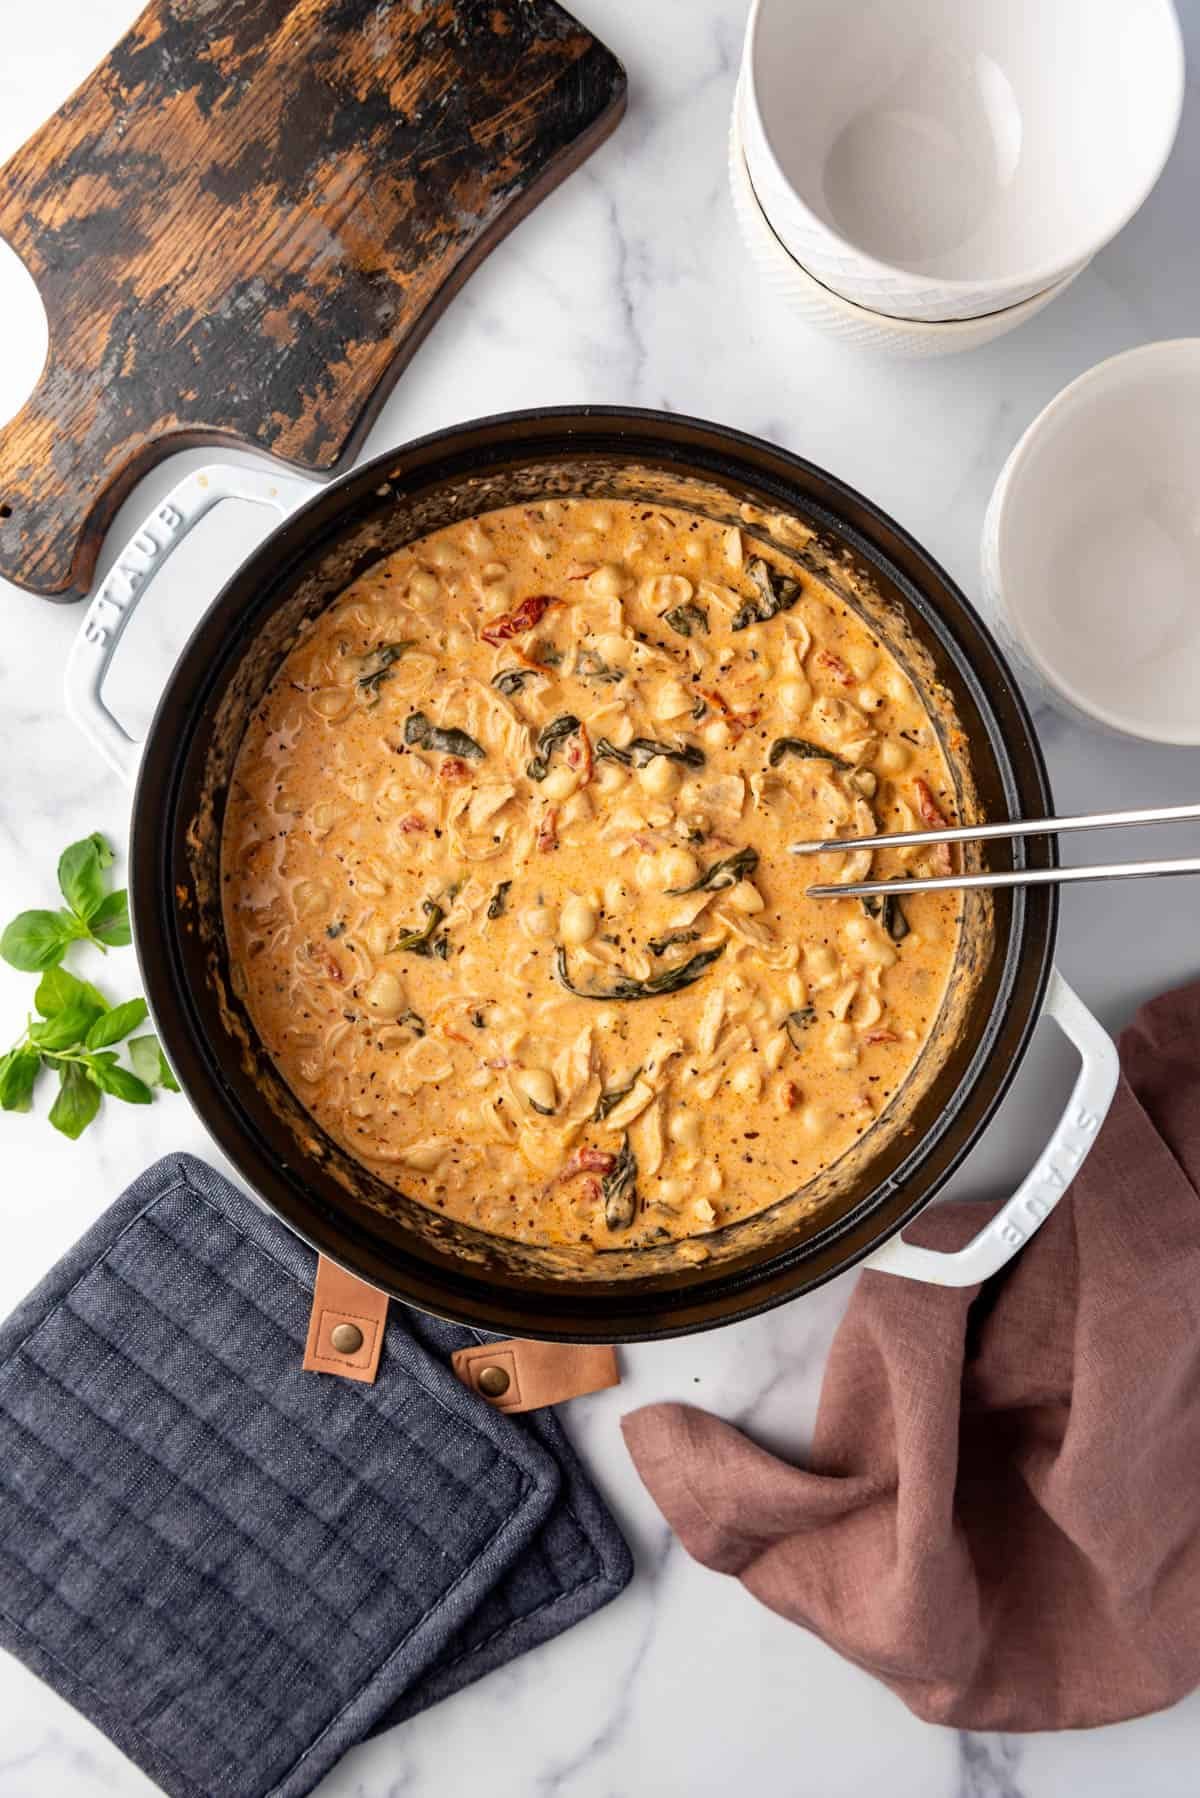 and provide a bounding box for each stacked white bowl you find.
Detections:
[733,0,1184,358]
